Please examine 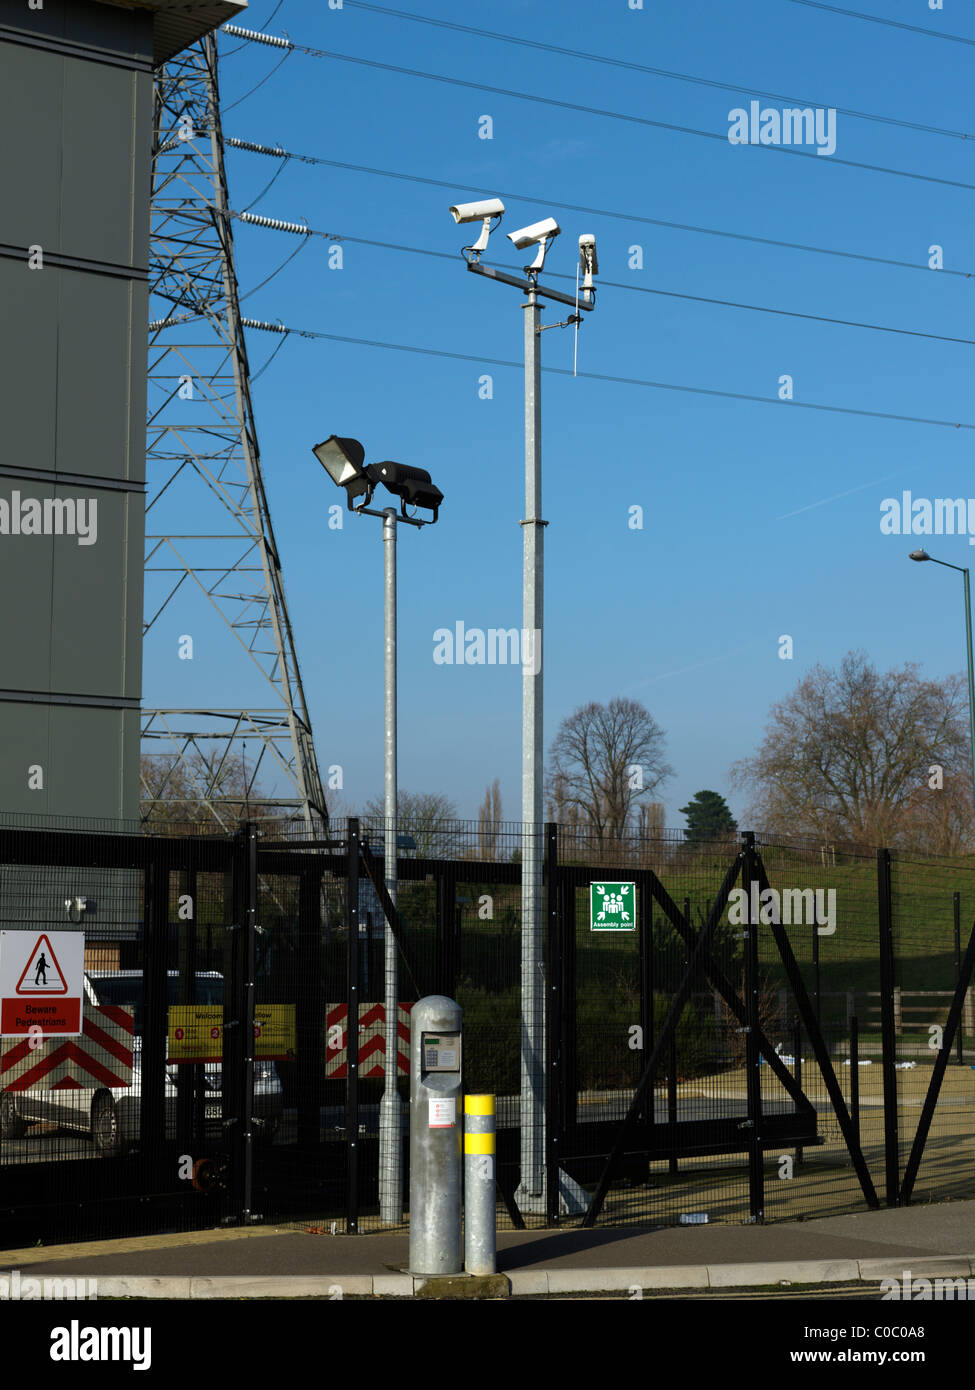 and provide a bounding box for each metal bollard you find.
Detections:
[408,995,463,1275]
[464,1094,496,1275]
